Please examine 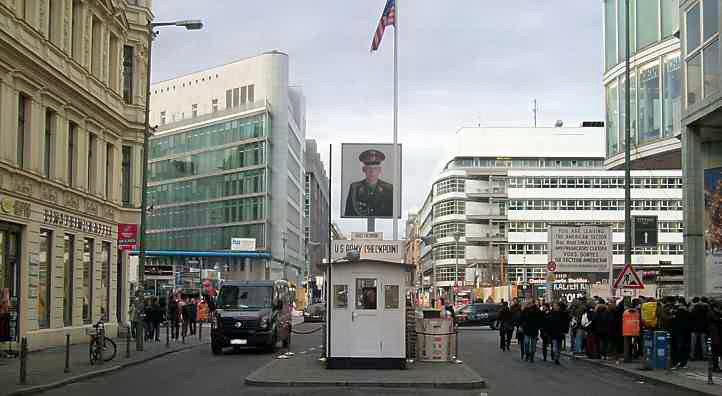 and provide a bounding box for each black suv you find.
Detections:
[455,303,502,329]
[211,280,292,354]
